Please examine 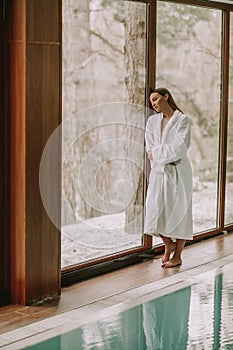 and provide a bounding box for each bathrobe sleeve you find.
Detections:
[145,116,155,153]
[151,115,190,165]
